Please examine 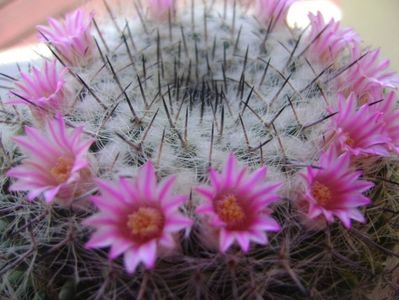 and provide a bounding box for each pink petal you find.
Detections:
[195,186,214,200]
[235,233,250,253]
[159,233,175,248]
[138,240,157,268]
[219,229,235,253]
[124,249,141,274]
[138,161,156,198]
[334,210,352,229]
[85,229,117,249]
[157,175,176,201]
[44,186,61,203]
[164,216,192,232]
[109,238,133,259]
[163,195,187,213]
